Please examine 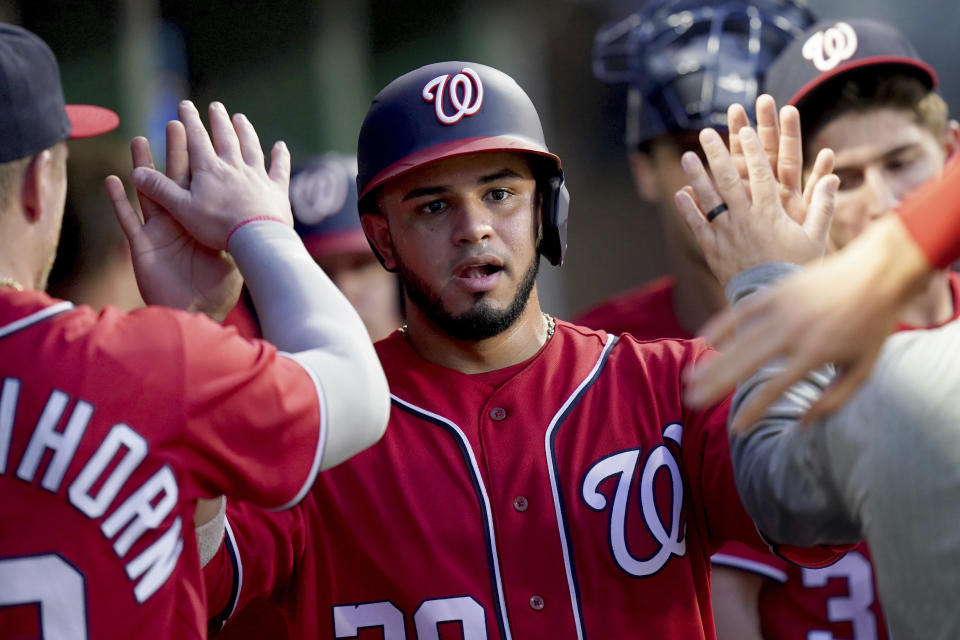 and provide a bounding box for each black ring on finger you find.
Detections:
[706,202,728,223]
